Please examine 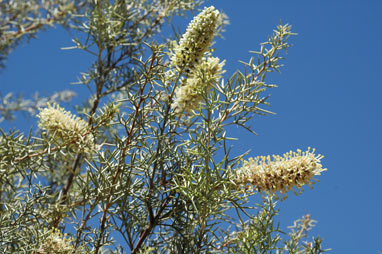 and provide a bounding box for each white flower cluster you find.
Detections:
[37,103,97,155]
[171,6,221,72]
[235,148,326,199]
[170,6,225,115]
[33,228,75,254]
[172,56,225,114]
